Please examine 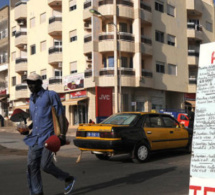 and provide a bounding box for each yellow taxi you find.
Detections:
[73,112,192,163]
